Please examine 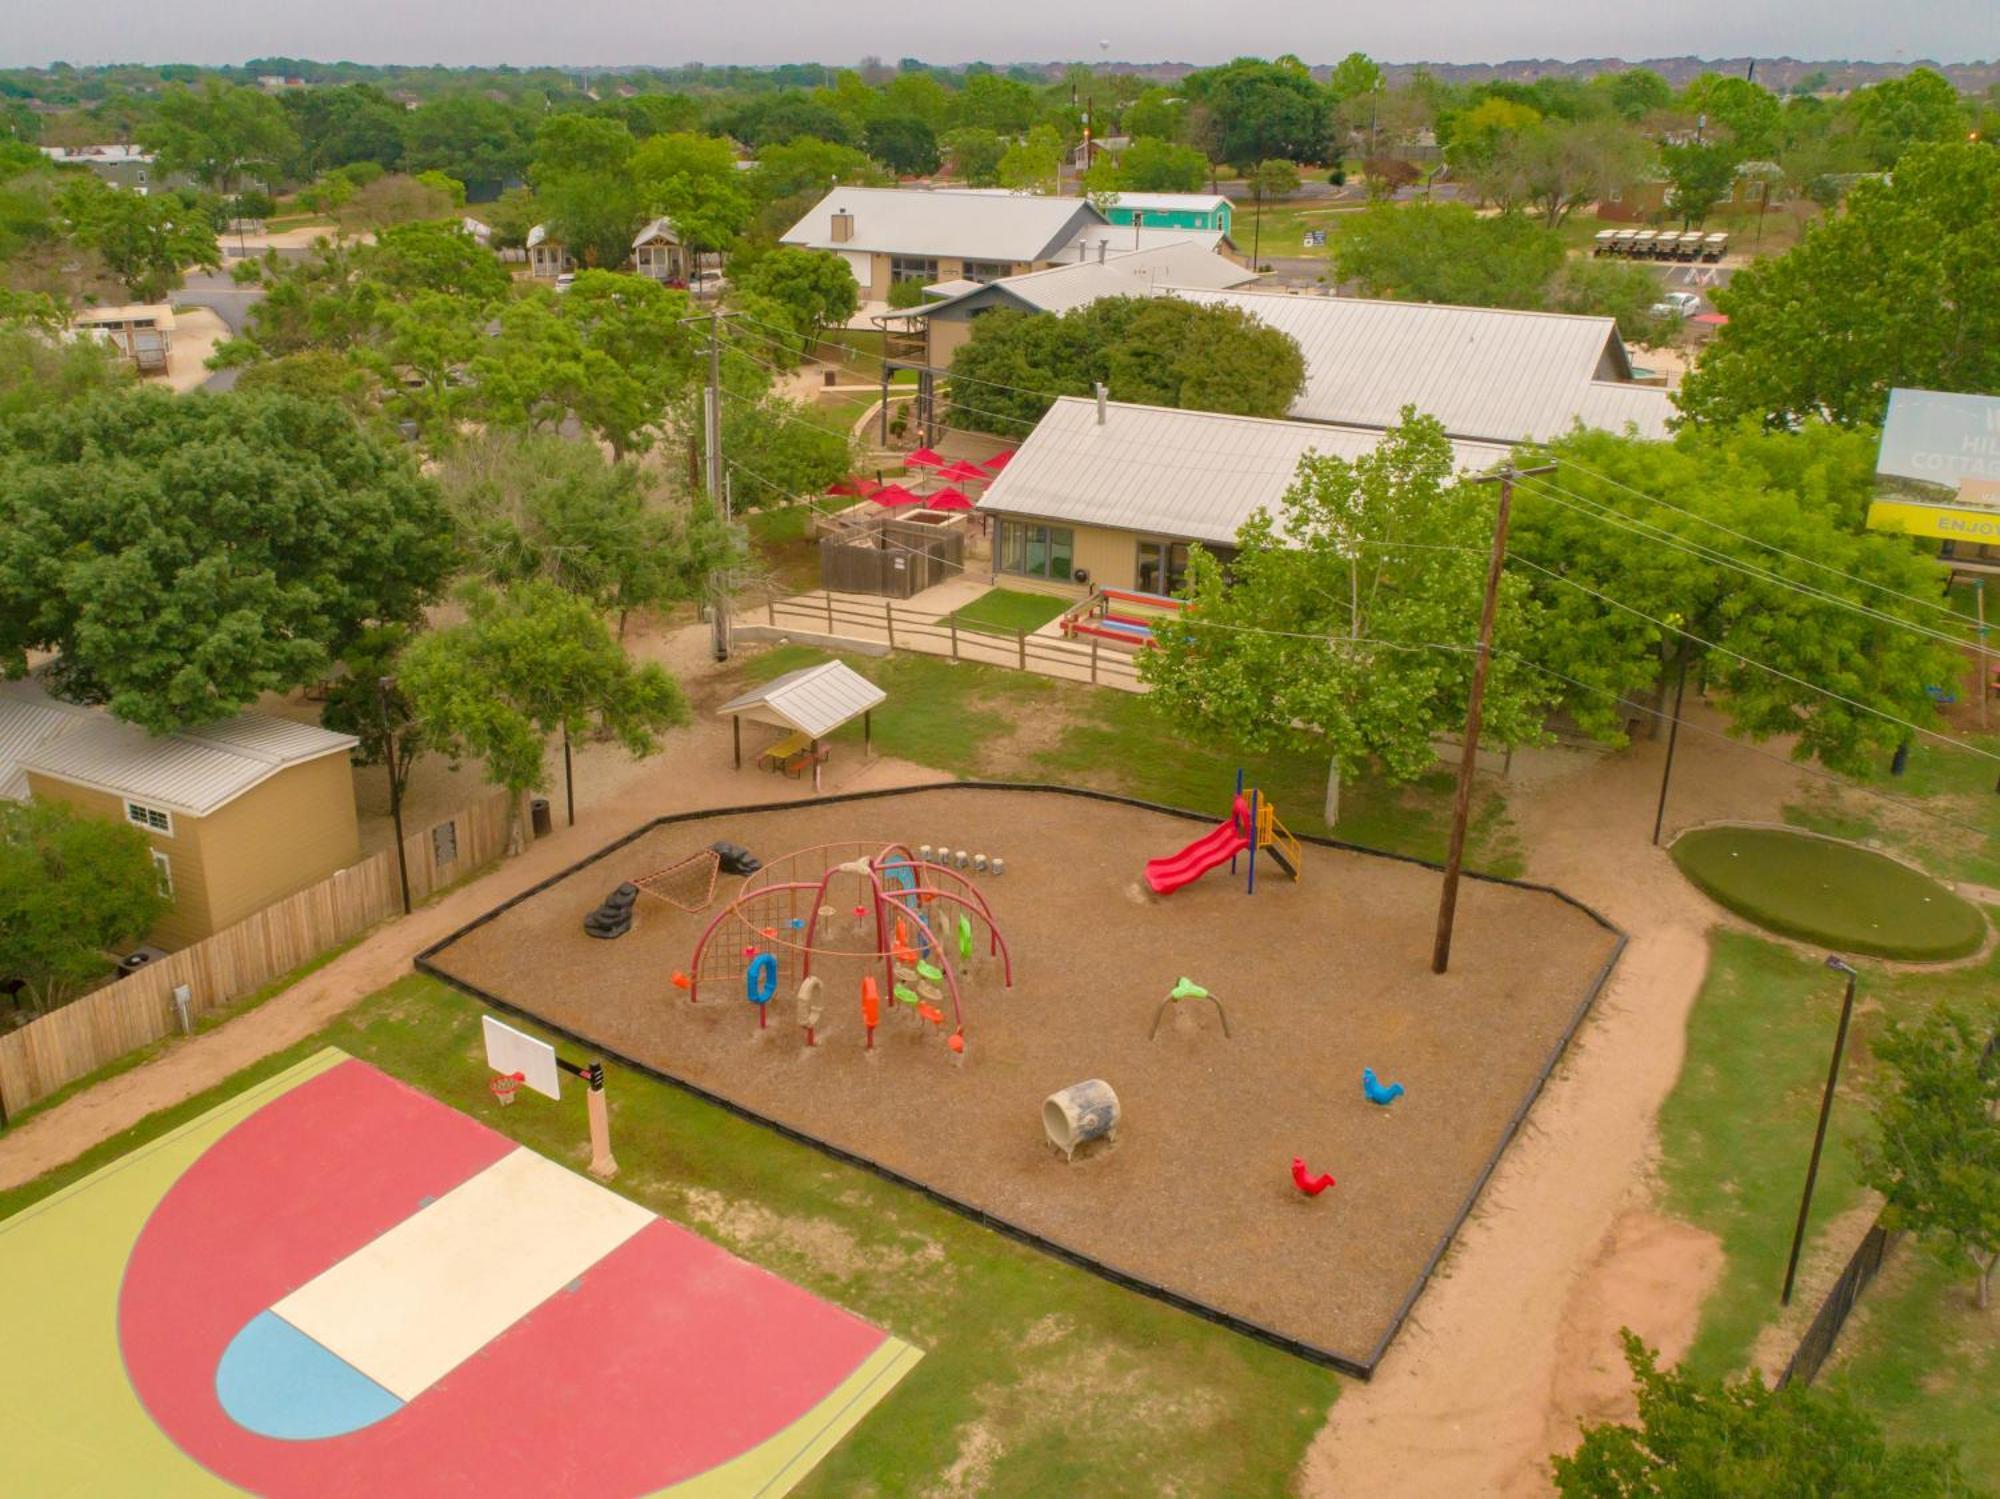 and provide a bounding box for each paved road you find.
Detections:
[176,265,272,391]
